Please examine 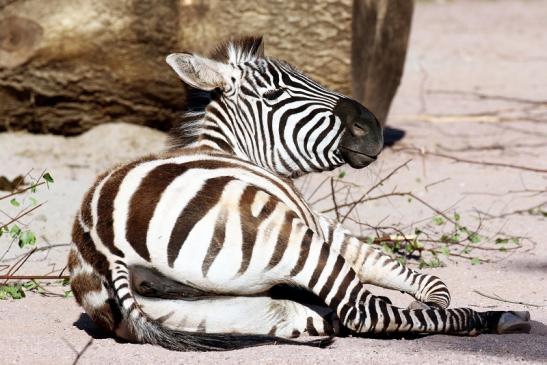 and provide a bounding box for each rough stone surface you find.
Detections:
[0,0,357,135]
[0,0,413,133]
